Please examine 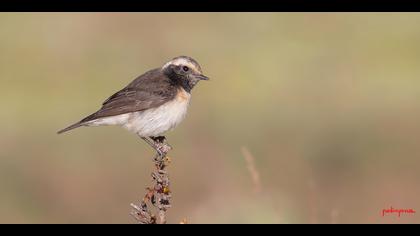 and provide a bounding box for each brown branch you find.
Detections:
[130,145,172,224]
